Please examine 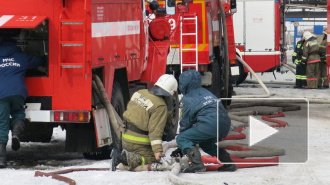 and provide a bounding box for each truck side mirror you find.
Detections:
[177,2,189,13]
[165,0,176,15]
